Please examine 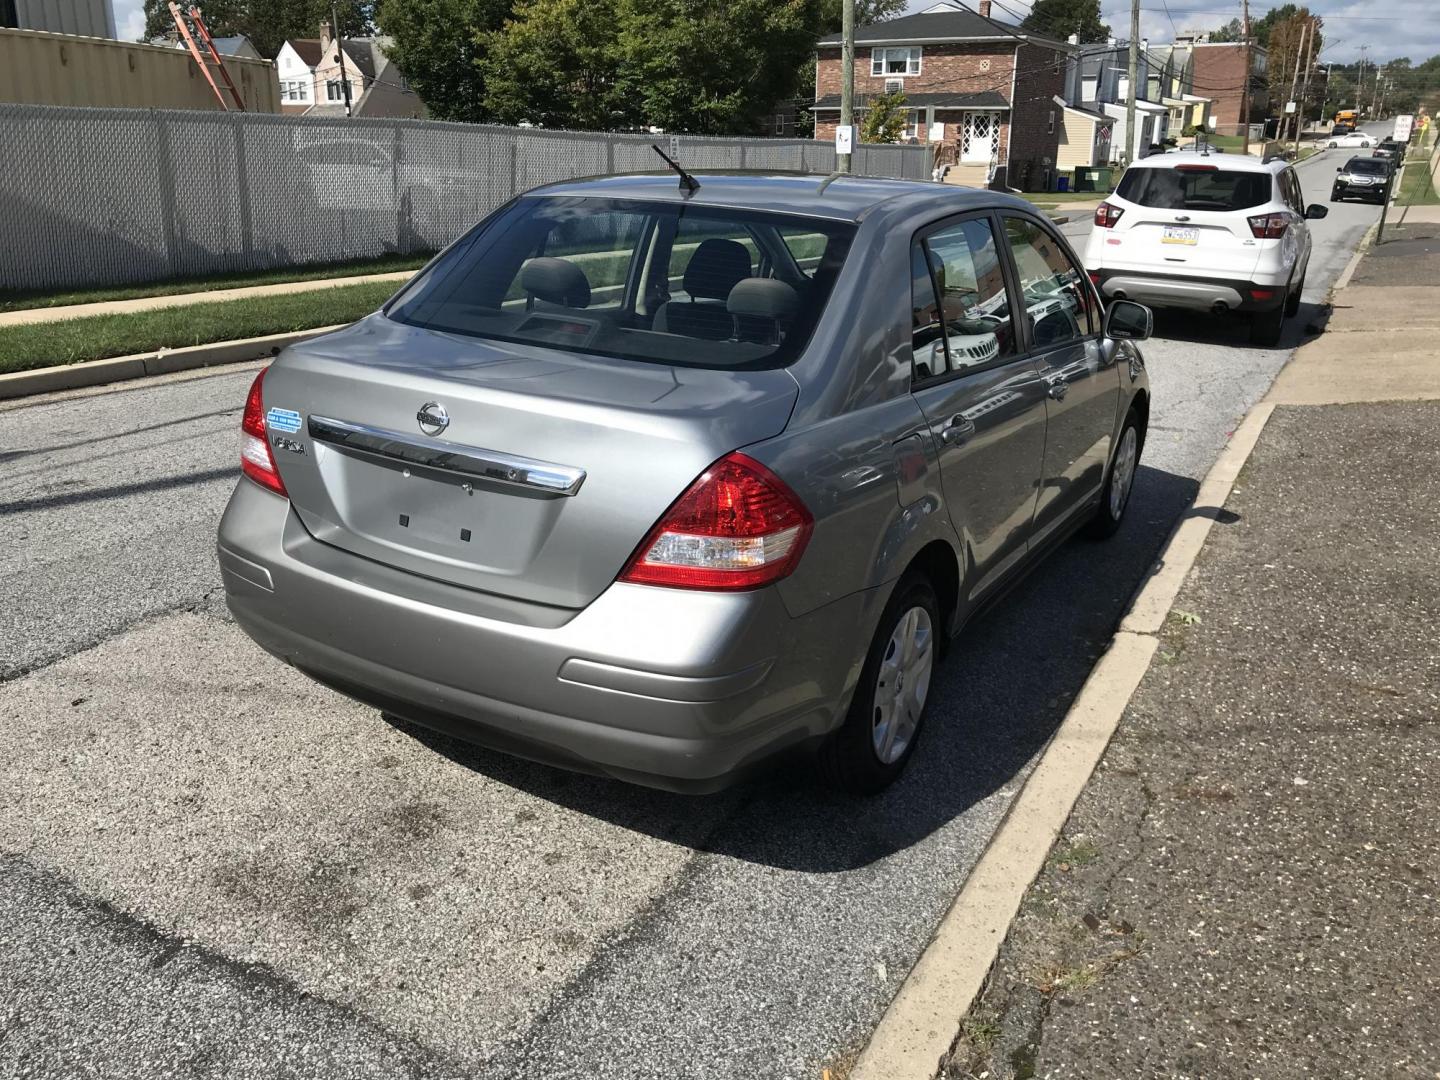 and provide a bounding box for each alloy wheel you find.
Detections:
[1110,425,1139,521]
